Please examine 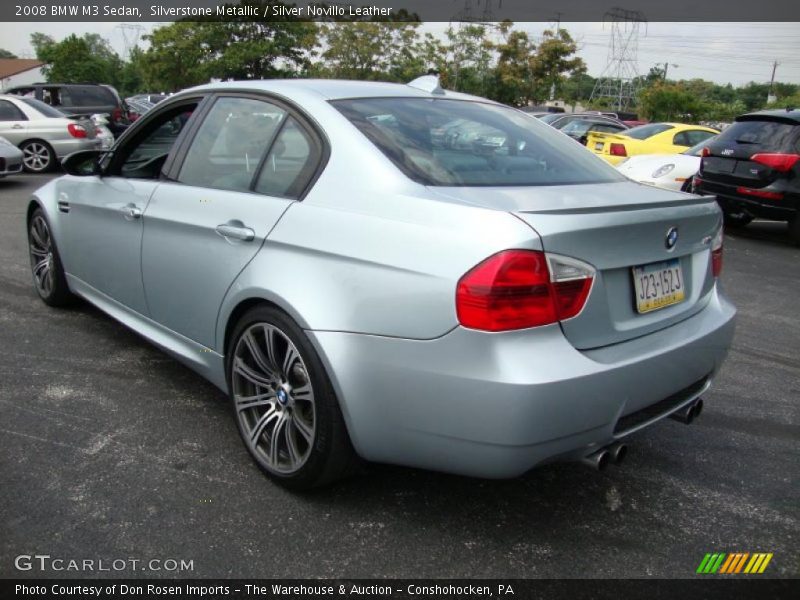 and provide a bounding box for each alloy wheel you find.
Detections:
[29,215,54,297]
[231,323,316,474]
[22,142,52,172]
